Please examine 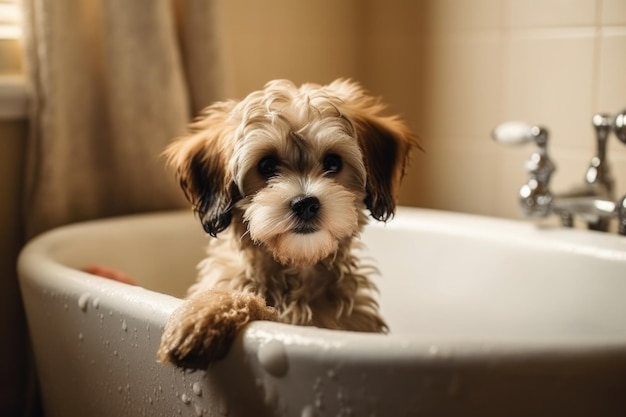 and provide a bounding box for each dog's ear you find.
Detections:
[327,79,420,221]
[164,101,240,236]
[357,116,419,221]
